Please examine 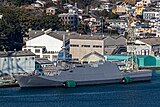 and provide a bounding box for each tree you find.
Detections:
[0,6,23,51]
[1,7,26,49]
